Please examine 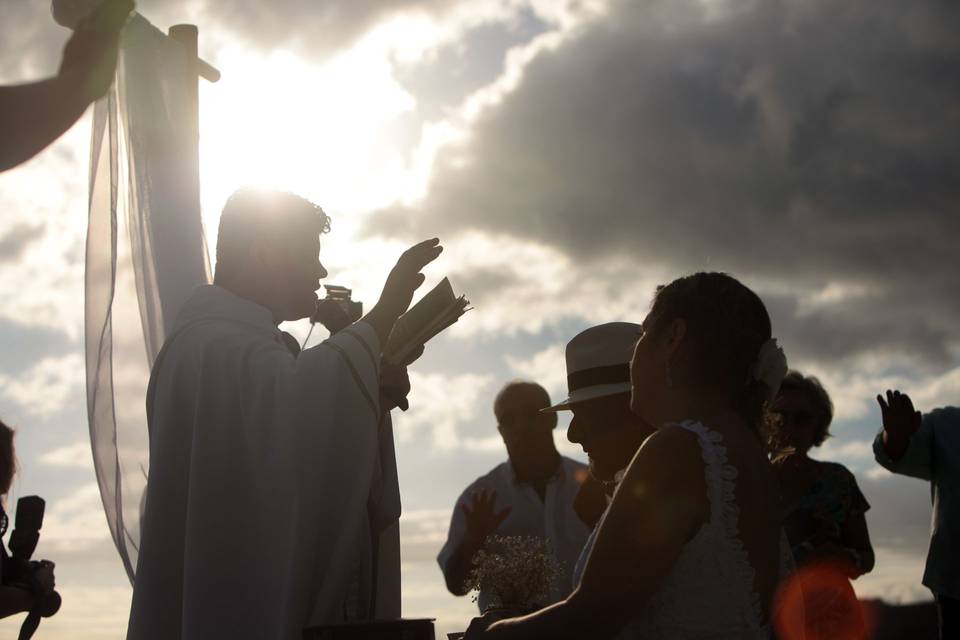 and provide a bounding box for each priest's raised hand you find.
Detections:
[365,238,443,346]
[127,190,436,640]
